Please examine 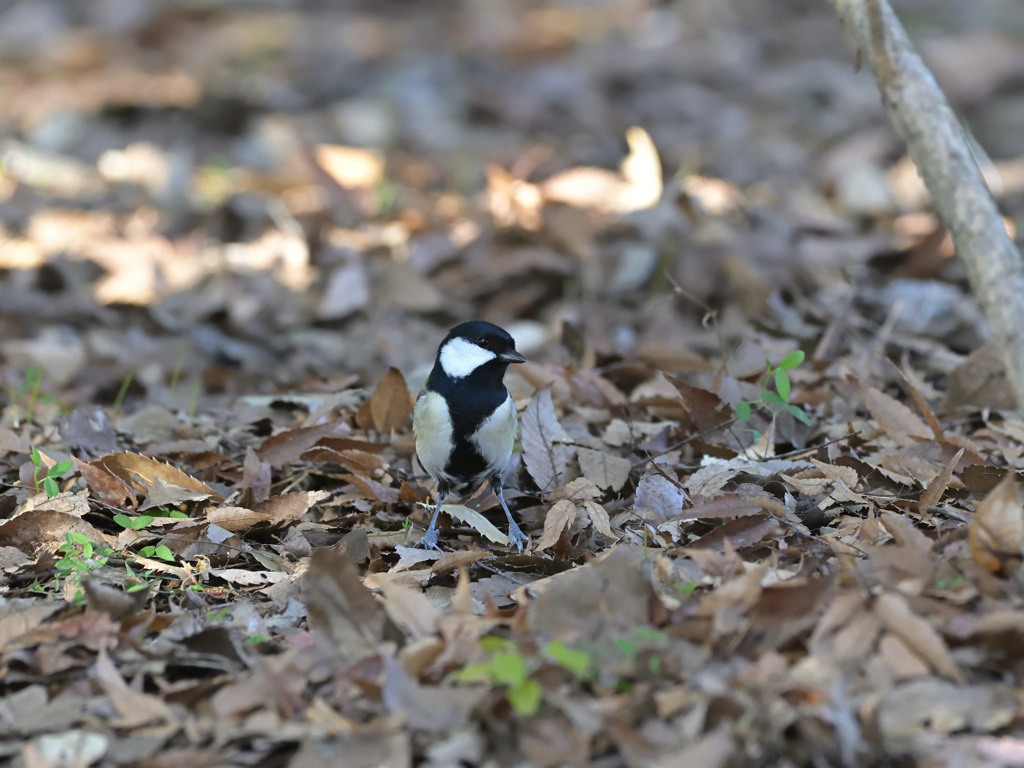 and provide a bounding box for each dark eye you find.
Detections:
[477,336,490,349]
